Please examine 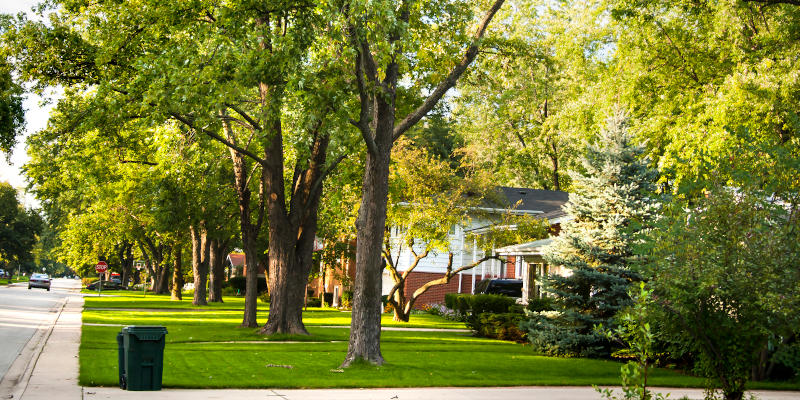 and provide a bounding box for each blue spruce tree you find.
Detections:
[523,109,658,357]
